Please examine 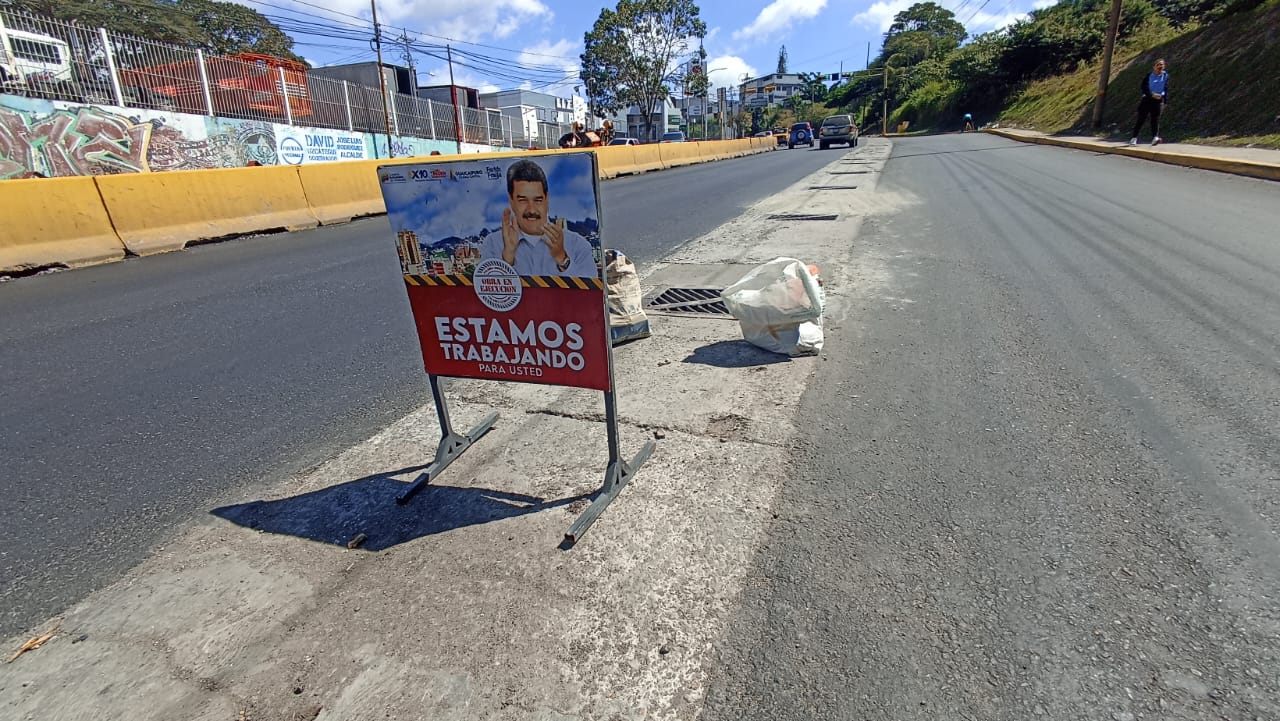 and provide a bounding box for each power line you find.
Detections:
[963,0,1000,26]
[239,0,582,61]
